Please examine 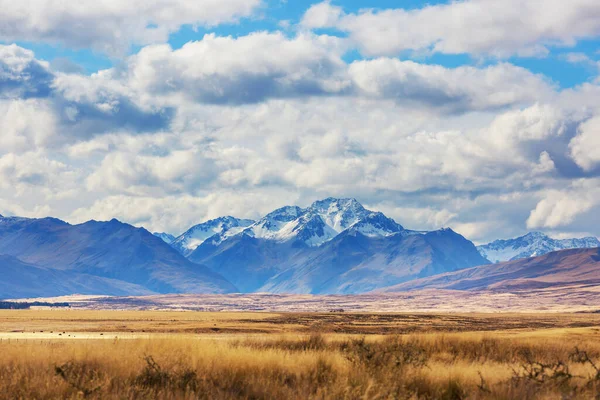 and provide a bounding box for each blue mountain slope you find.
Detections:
[0,254,155,299]
[0,216,237,295]
[259,228,488,294]
[153,232,175,243]
[187,199,488,294]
